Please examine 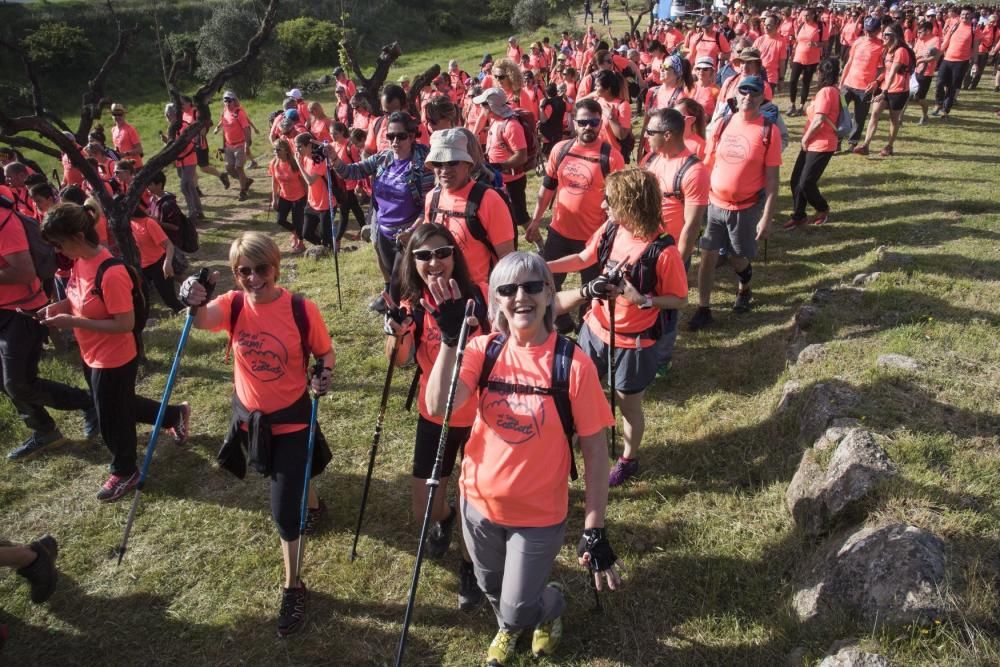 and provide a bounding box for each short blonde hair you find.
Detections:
[229,231,281,281]
[605,167,663,240]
